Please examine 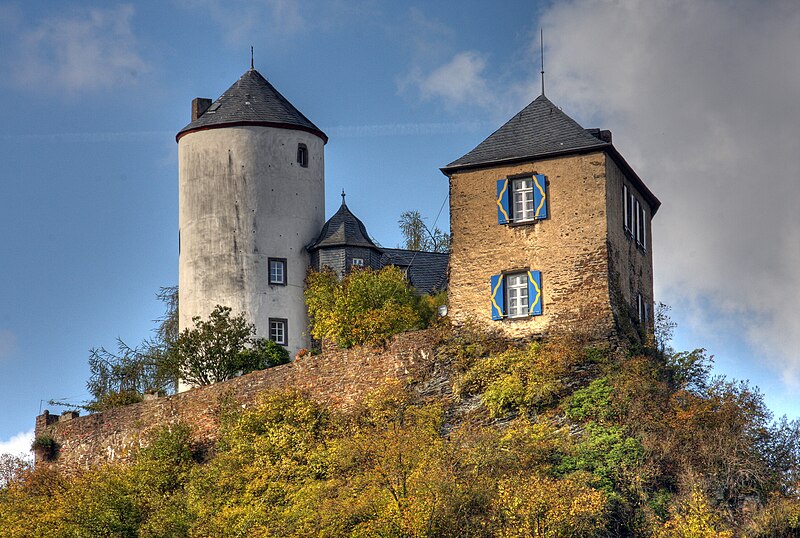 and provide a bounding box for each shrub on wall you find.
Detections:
[172,306,288,386]
[305,266,436,348]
